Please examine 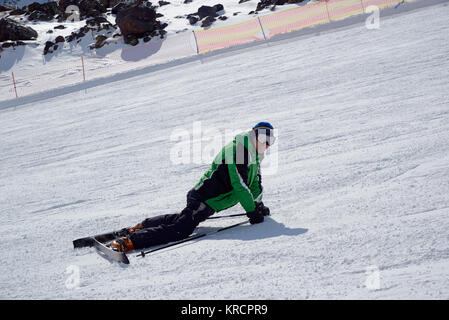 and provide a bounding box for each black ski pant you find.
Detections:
[130,189,215,250]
